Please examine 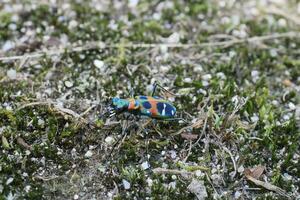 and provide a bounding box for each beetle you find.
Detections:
[108,82,177,120]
